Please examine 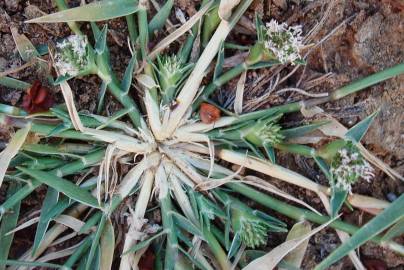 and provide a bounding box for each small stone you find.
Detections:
[5,0,20,12]
[386,192,397,202]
